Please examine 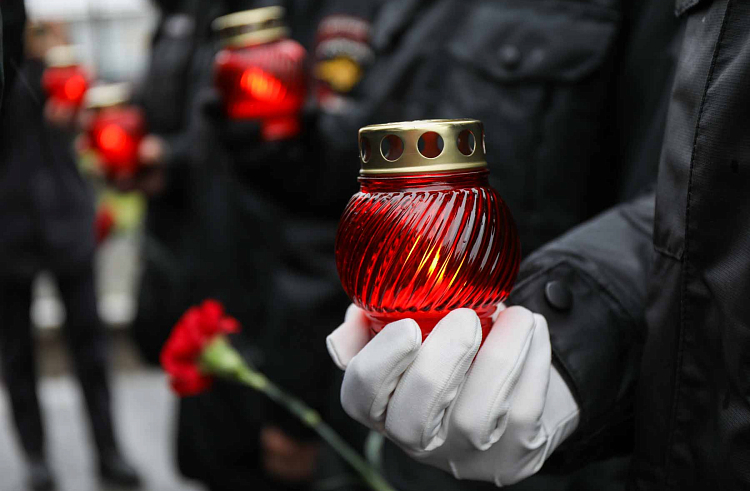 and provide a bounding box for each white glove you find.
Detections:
[327,305,580,486]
